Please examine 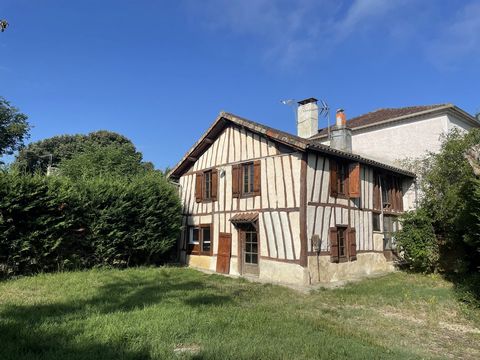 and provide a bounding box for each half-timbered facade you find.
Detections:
[169,100,414,285]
